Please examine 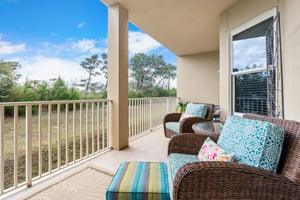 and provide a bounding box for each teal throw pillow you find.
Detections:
[217,116,285,172]
[185,103,207,118]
